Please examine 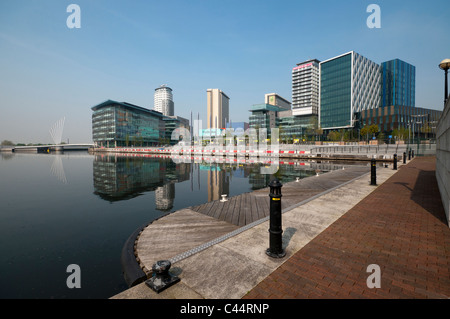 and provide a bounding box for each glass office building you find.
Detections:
[319,51,381,130]
[248,104,285,138]
[277,113,317,142]
[91,100,165,147]
[359,105,442,137]
[163,115,190,145]
[381,59,415,107]
[320,53,352,129]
